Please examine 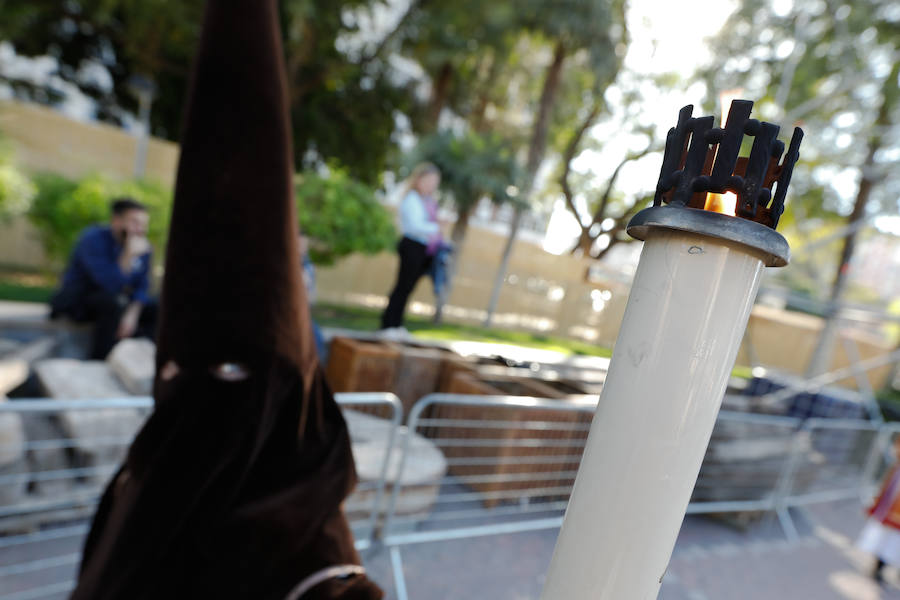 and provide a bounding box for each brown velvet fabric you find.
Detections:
[70,1,382,598]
